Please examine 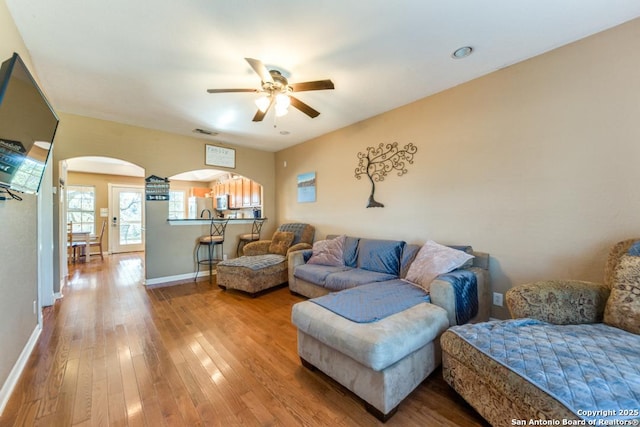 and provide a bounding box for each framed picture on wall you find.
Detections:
[297,172,316,203]
[205,144,235,168]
